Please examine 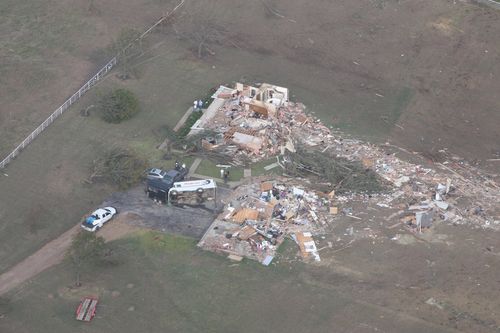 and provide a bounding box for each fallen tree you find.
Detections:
[283,148,387,194]
[87,147,148,189]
